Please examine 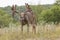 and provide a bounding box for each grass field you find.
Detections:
[0,23,60,40]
